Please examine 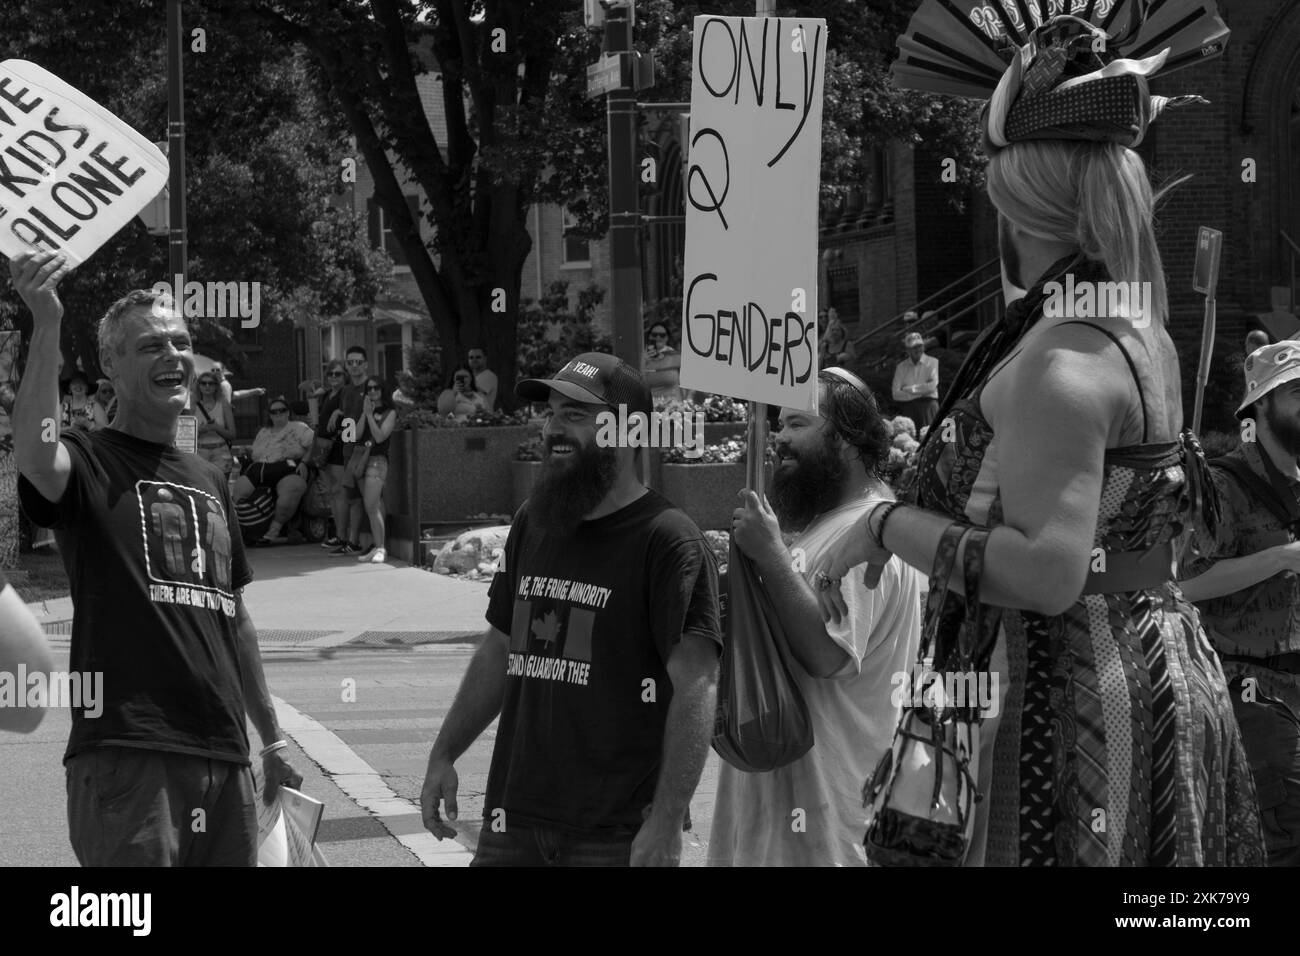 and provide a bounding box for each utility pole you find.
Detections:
[166,0,187,284]
[604,2,640,371]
